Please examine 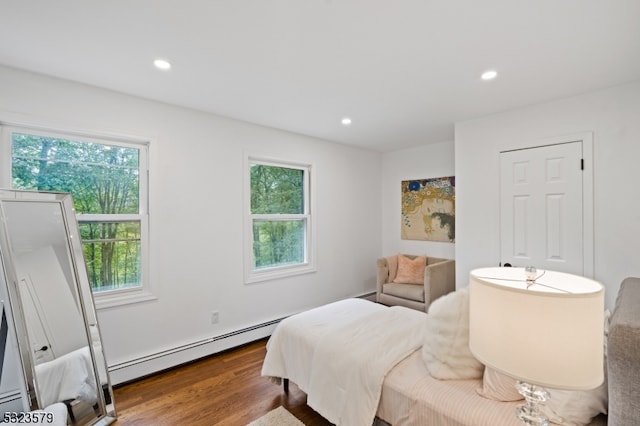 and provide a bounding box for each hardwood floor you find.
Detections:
[112,338,333,426]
